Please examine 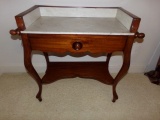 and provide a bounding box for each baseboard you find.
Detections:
[0,64,145,75]
[109,65,145,73]
[0,66,26,76]
[0,65,46,75]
